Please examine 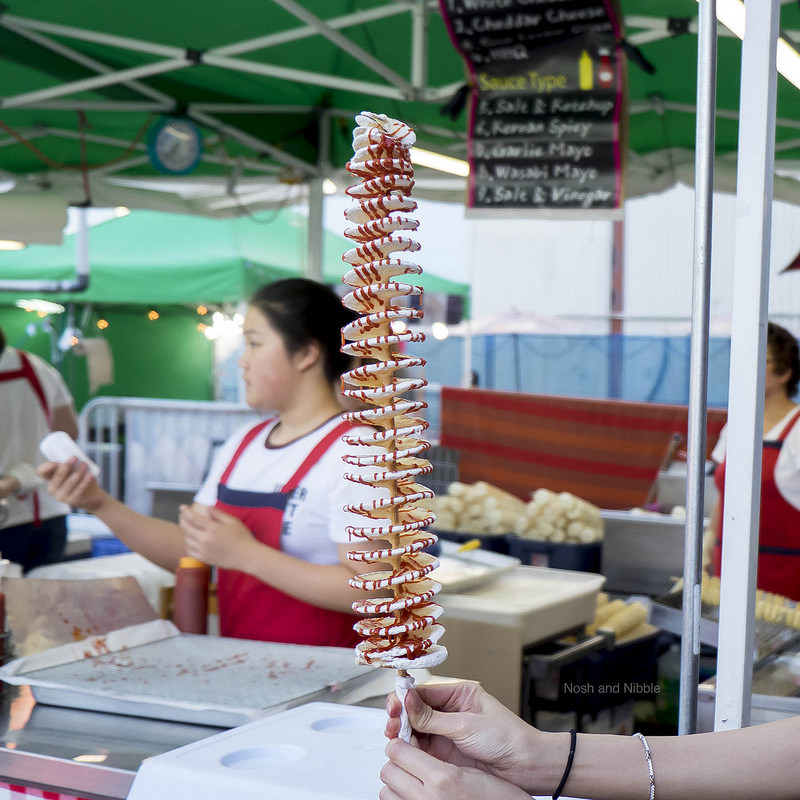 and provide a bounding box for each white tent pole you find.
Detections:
[75,206,90,288]
[679,0,717,737]
[202,55,409,101]
[306,110,329,283]
[270,0,414,95]
[190,110,317,176]
[211,5,411,57]
[1,58,190,109]
[307,182,324,282]
[715,0,779,732]
[3,21,175,105]
[461,312,474,389]
[461,227,477,389]
[0,14,182,56]
[411,0,429,89]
